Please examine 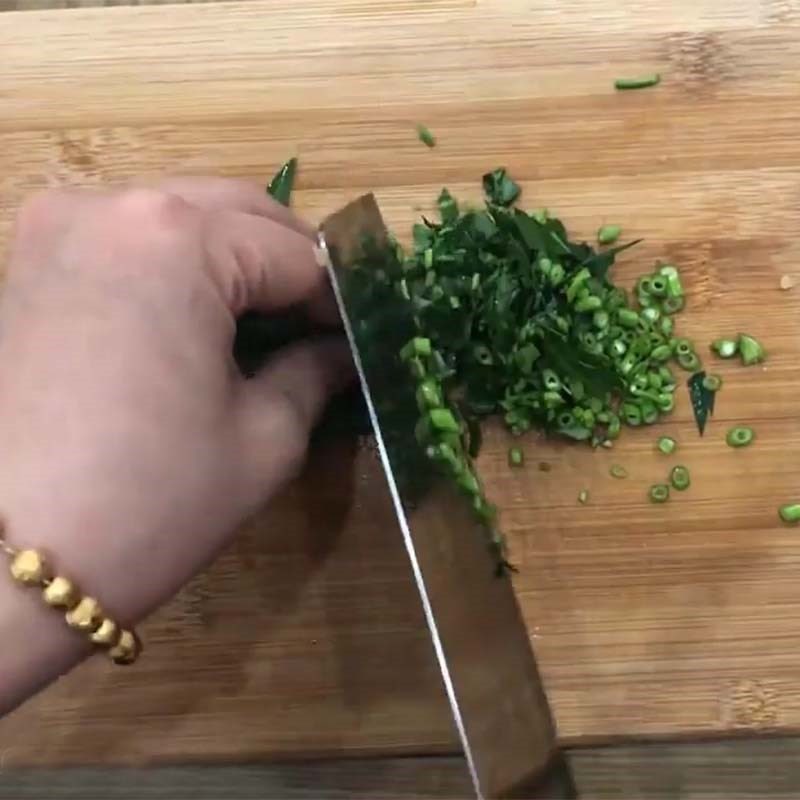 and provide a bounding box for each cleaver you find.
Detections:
[318,195,573,800]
